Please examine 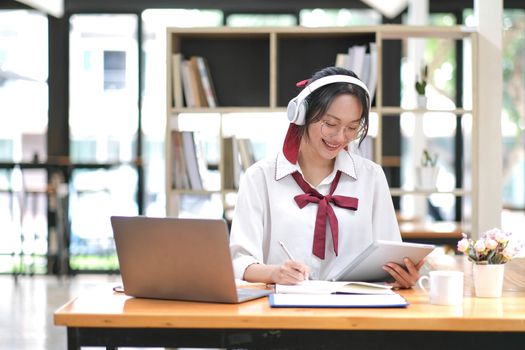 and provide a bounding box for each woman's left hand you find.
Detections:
[383,258,425,289]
